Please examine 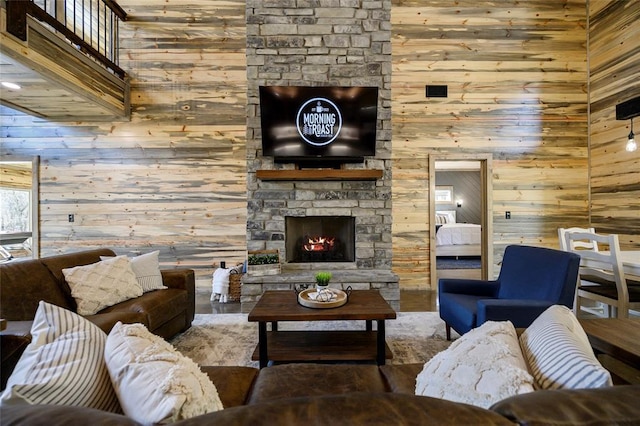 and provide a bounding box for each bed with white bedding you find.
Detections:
[435,210,481,257]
